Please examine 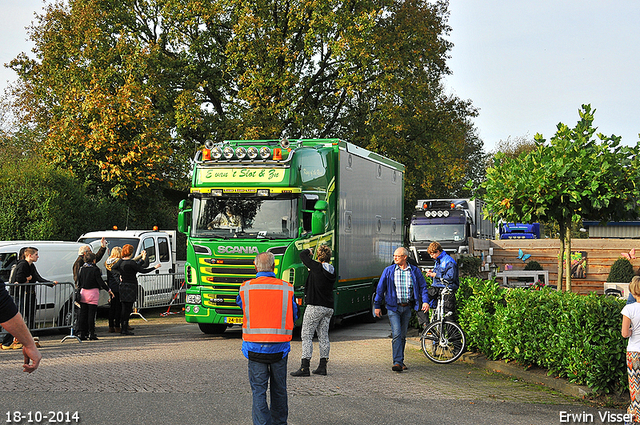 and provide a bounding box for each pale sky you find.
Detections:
[2,0,640,153]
